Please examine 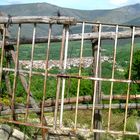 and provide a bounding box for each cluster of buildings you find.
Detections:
[19,56,113,70]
